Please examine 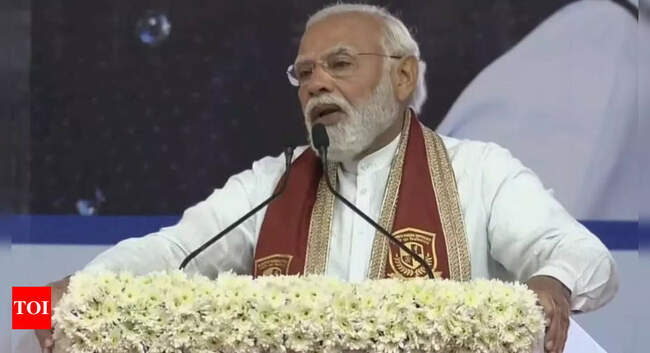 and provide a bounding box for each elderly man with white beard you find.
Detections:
[36,4,617,353]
